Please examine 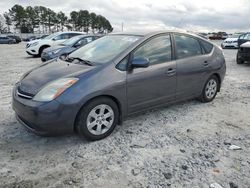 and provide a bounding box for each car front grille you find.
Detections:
[26,43,31,48]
